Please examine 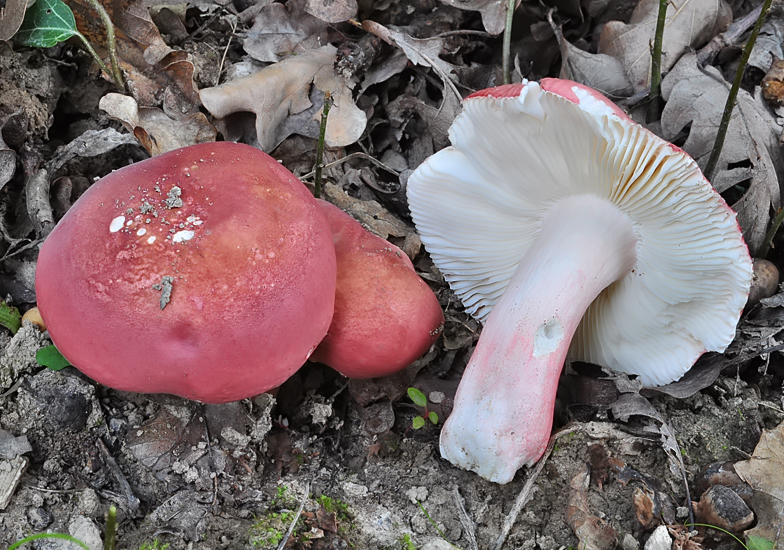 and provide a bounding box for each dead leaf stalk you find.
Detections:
[314,91,333,199]
[302,152,400,182]
[81,0,124,90]
[276,480,311,550]
[502,0,515,85]
[757,206,784,258]
[647,0,668,121]
[491,426,579,550]
[703,0,774,182]
[216,18,238,87]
